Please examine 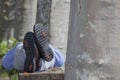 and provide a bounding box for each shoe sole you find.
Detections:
[23,32,36,72]
[33,24,53,62]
